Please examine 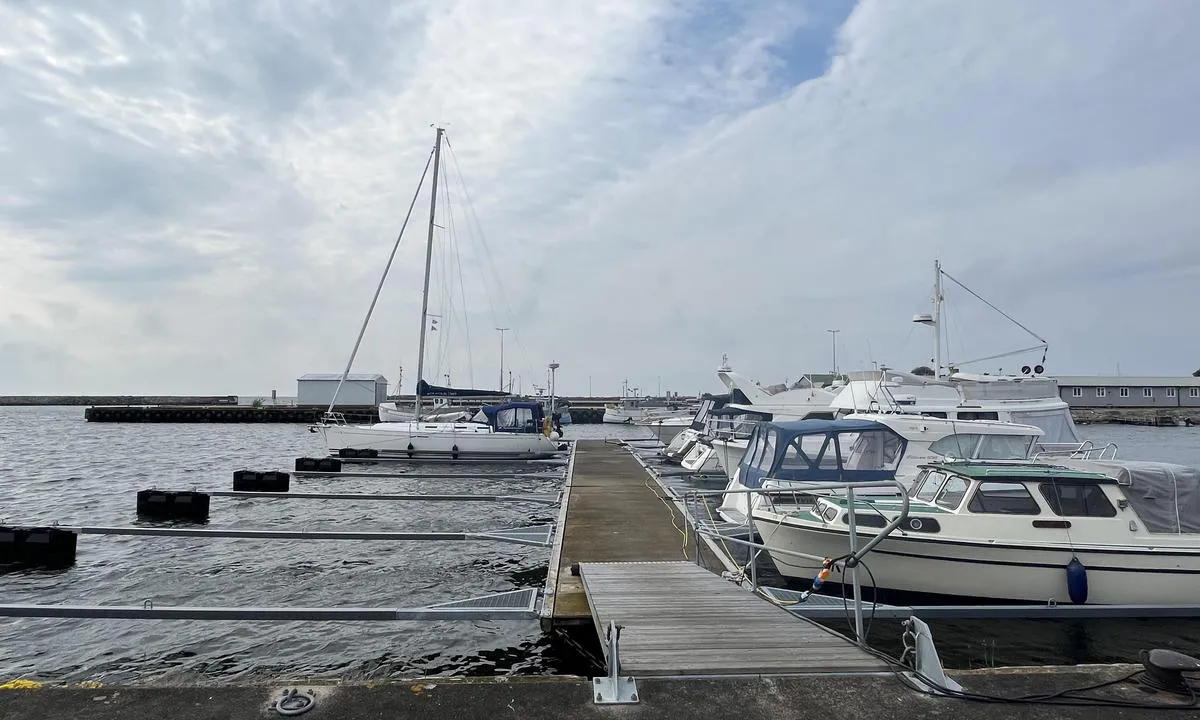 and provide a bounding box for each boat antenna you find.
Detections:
[324,143,435,419]
[413,126,445,421]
